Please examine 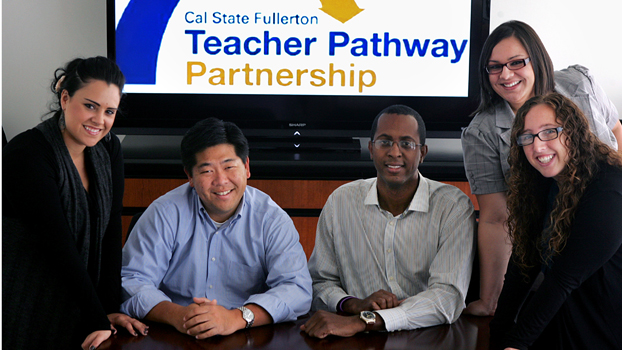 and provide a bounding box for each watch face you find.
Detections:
[238,306,254,328]
[245,309,254,321]
[362,311,374,319]
[361,311,376,324]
